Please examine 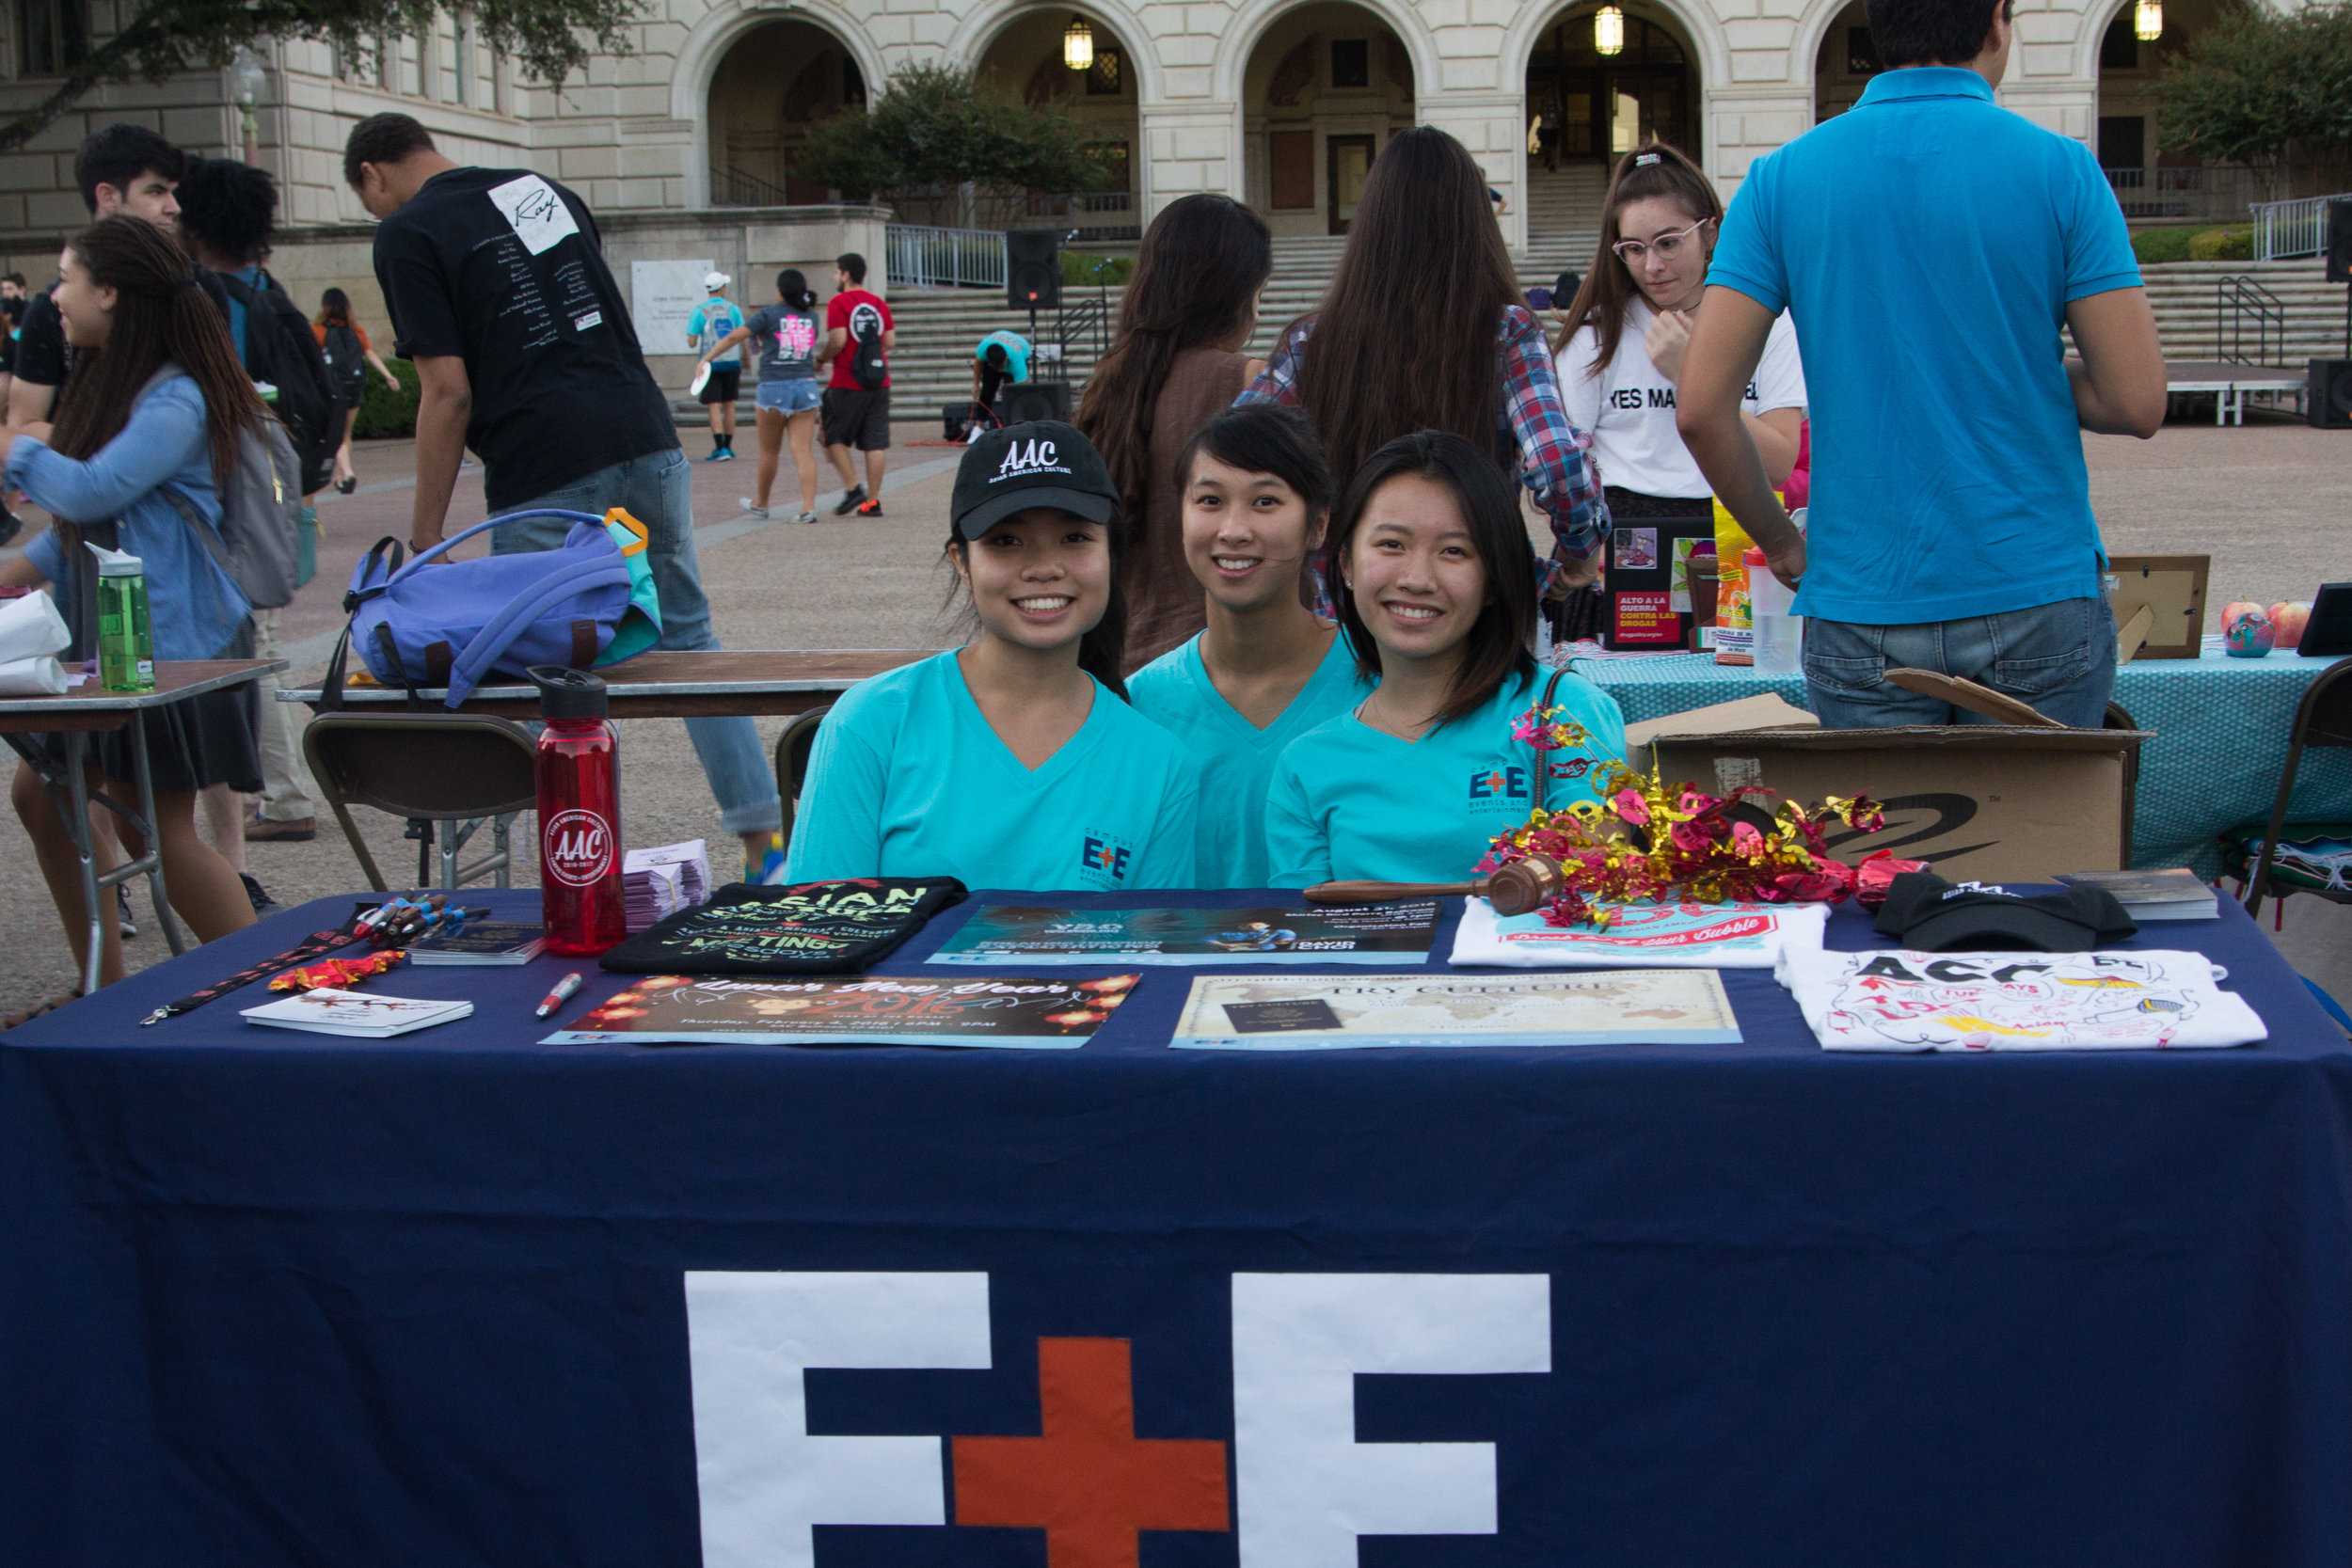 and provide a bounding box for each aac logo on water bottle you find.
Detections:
[543,808,615,887]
